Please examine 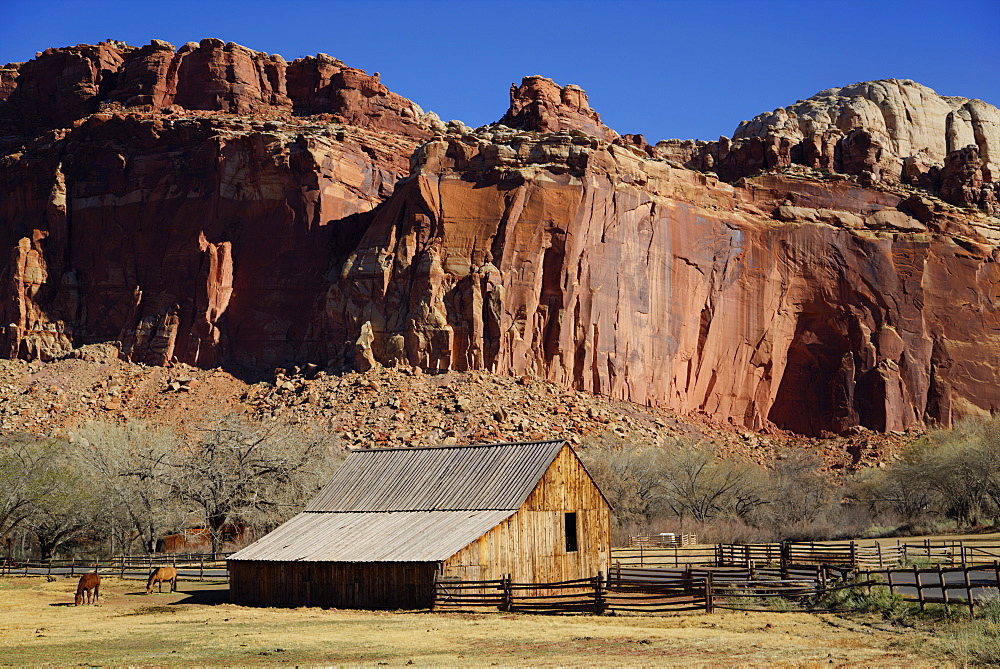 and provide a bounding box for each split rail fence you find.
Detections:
[0,553,231,581]
[434,565,877,615]
[628,534,699,548]
[612,540,1000,570]
[864,563,1000,614]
